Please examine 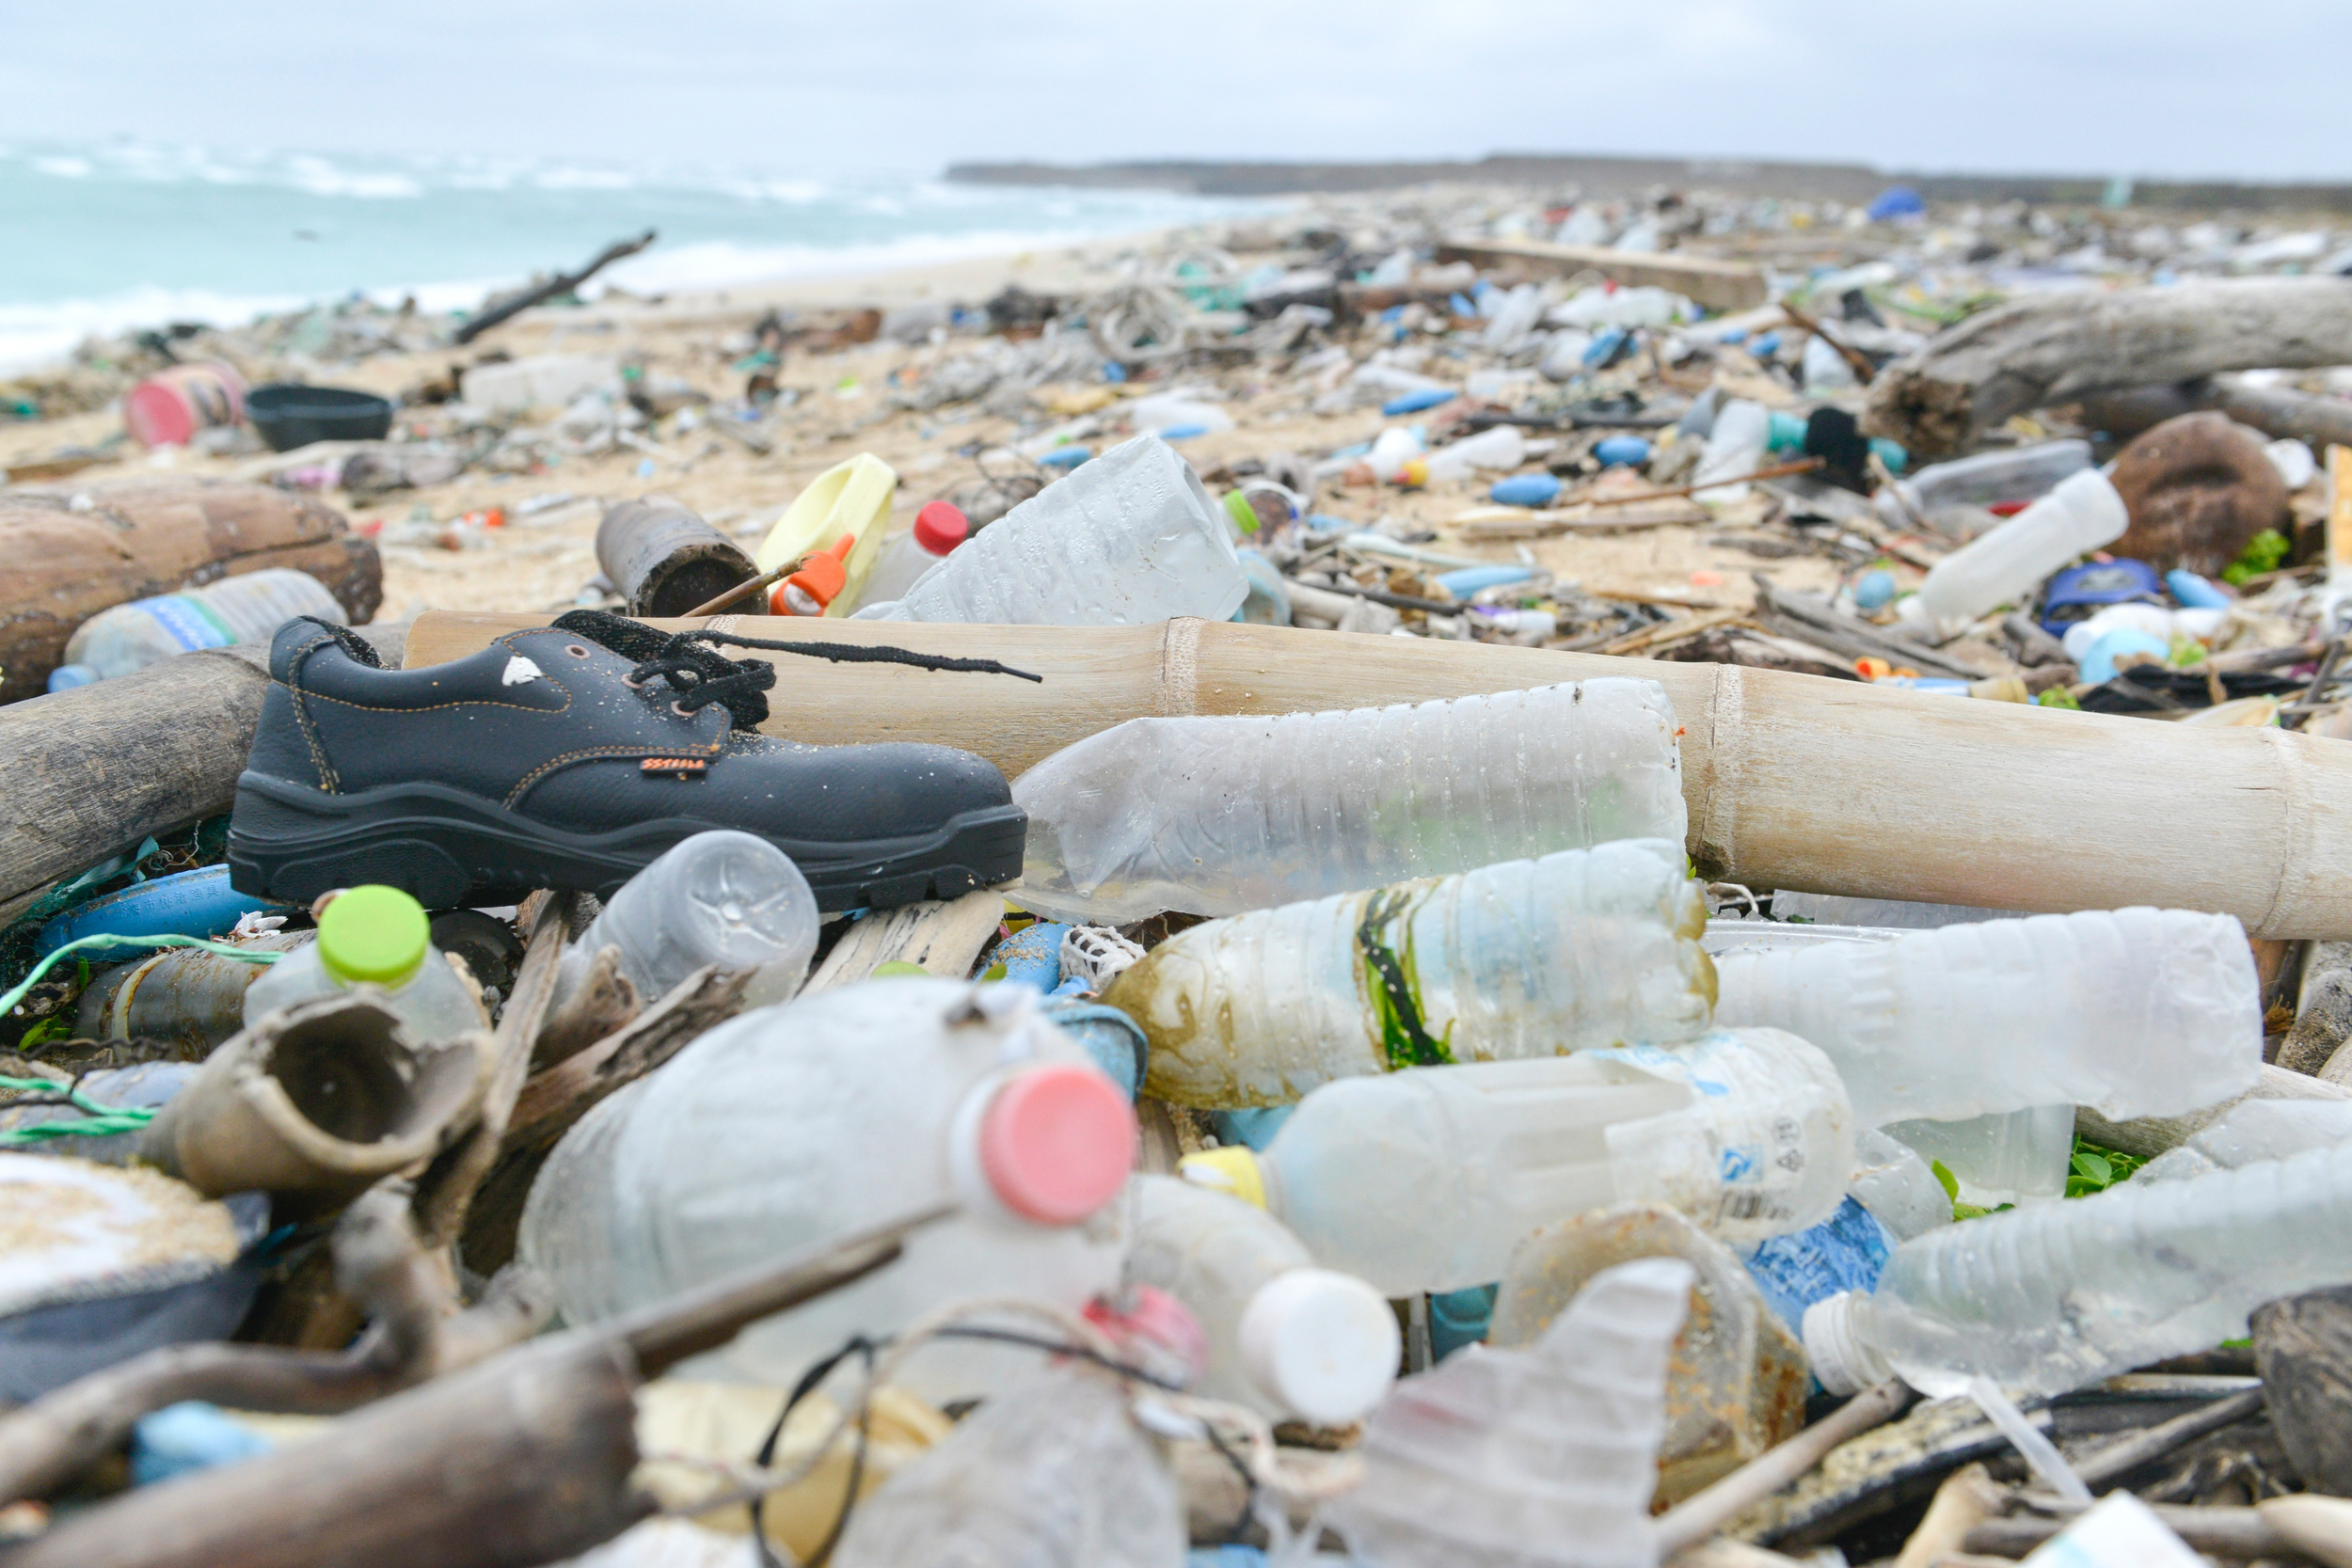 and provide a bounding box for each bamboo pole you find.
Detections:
[406,611,2352,940]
